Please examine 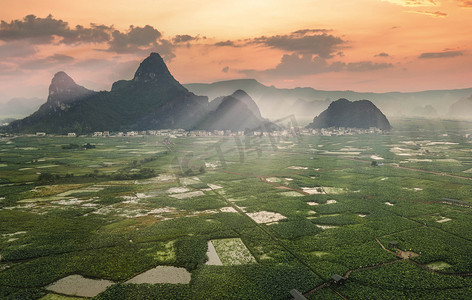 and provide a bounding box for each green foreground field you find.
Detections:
[1,119,472,299]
